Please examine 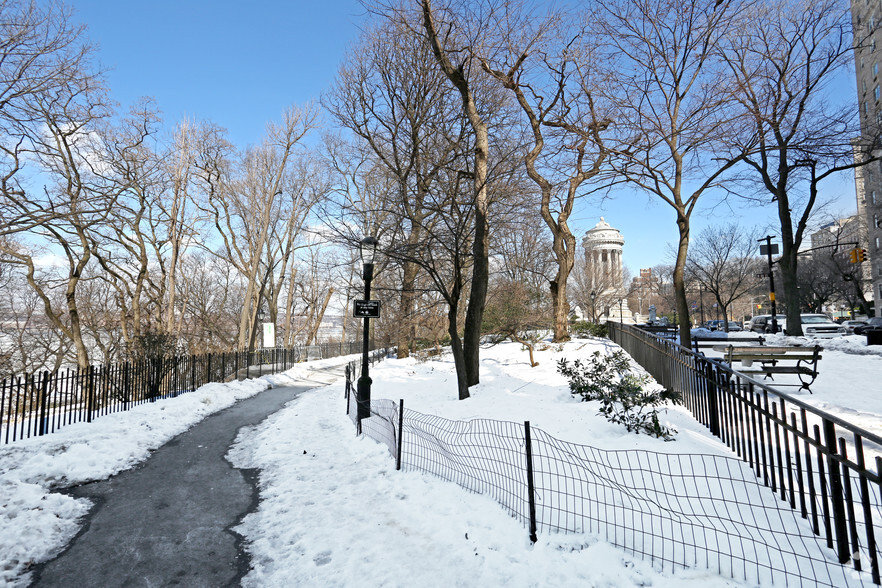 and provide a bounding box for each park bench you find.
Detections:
[691,335,765,353]
[712,344,823,392]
